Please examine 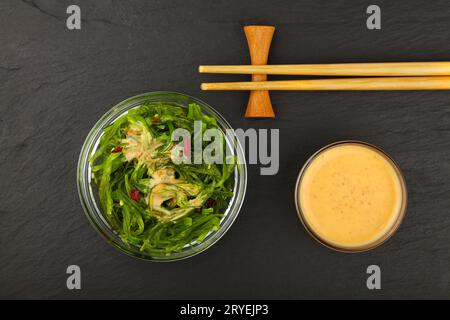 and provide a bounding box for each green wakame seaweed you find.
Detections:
[90,102,236,256]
